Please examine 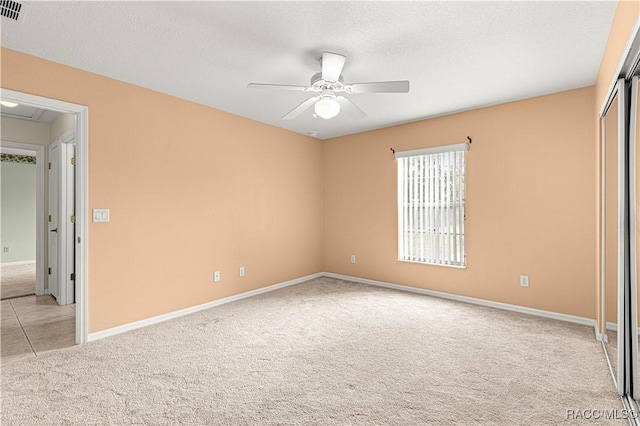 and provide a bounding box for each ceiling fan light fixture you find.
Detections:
[314,97,340,119]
